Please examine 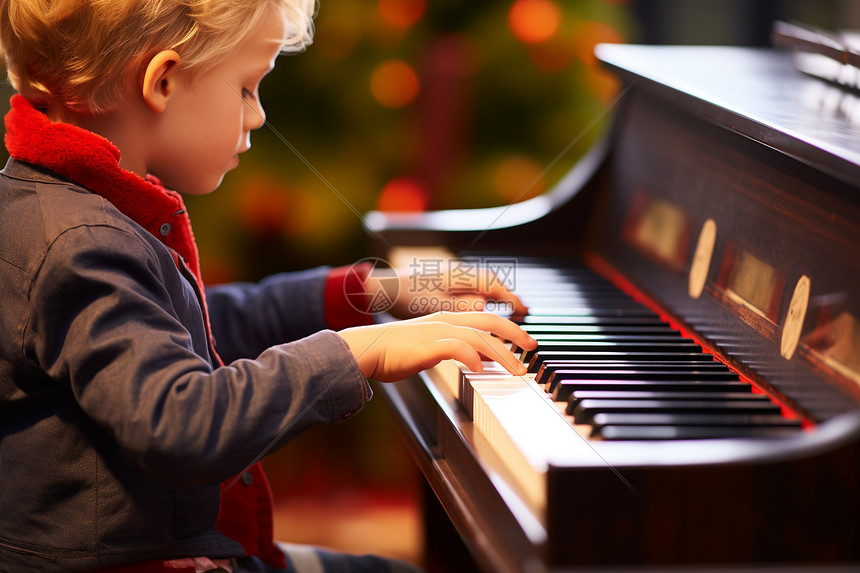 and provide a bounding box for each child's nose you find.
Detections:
[246,100,266,131]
